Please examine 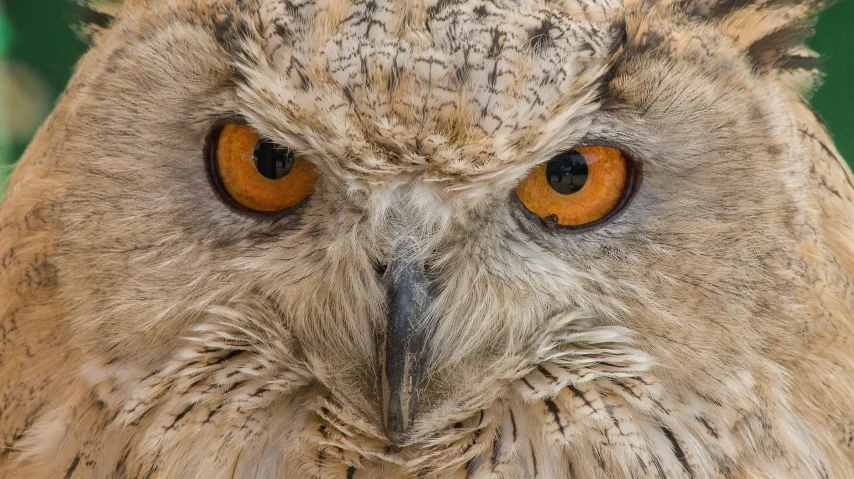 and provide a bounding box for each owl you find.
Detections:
[1,0,853,477]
